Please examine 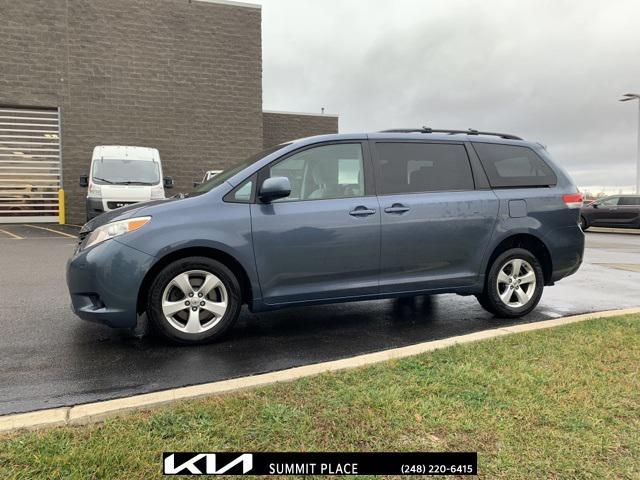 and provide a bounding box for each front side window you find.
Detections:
[92,159,160,185]
[373,142,474,195]
[597,196,620,207]
[233,179,253,202]
[473,143,557,188]
[268,143,365,201]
